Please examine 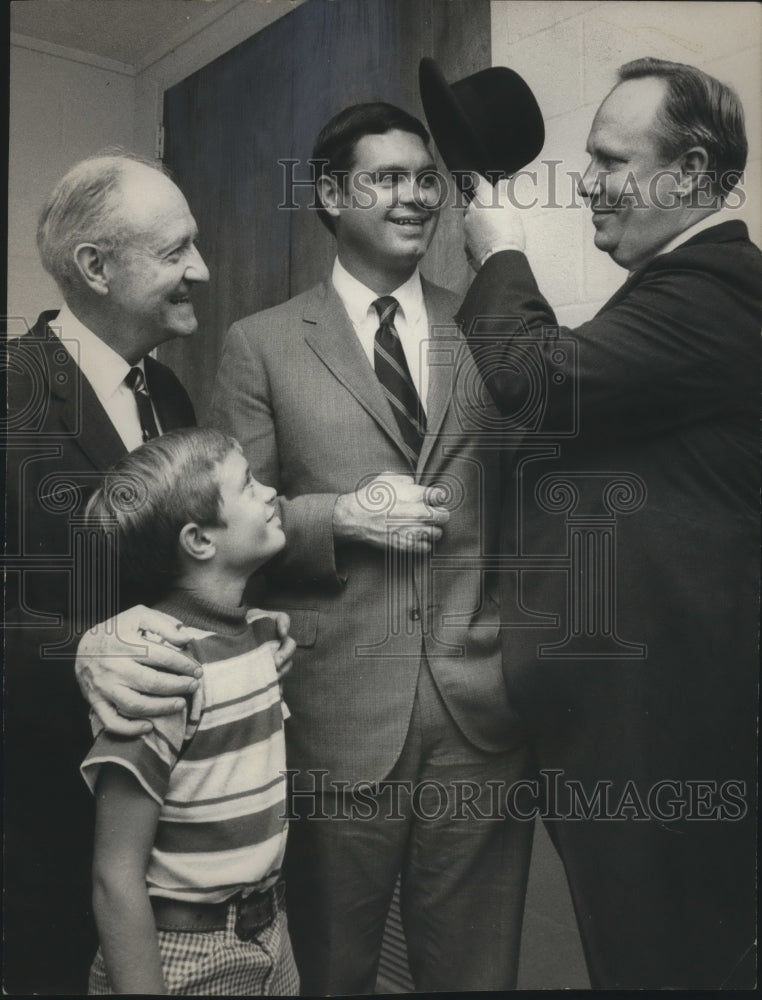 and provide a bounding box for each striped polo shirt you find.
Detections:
[81,591,289,903]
